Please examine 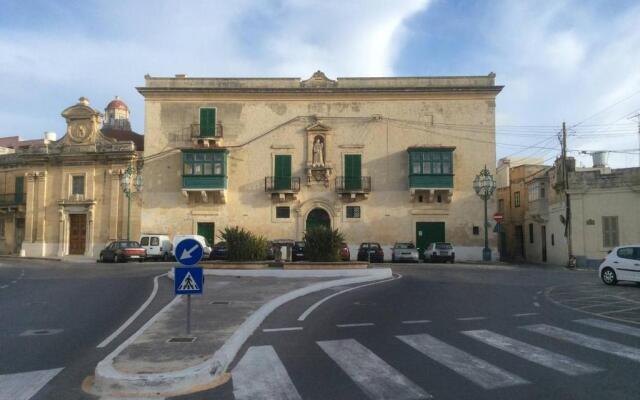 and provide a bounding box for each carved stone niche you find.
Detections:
[305,122,333,186]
